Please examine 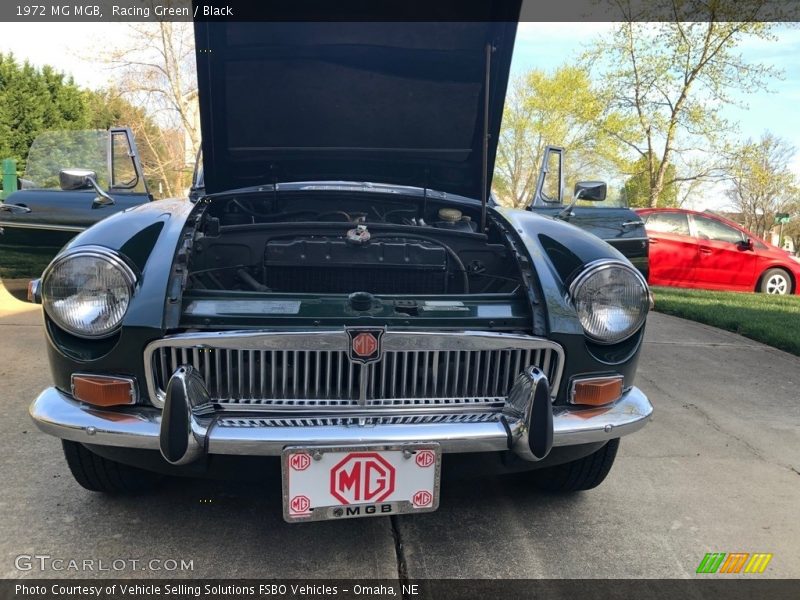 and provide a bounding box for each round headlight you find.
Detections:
[42,247,136,338]
[569,260,649,344]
